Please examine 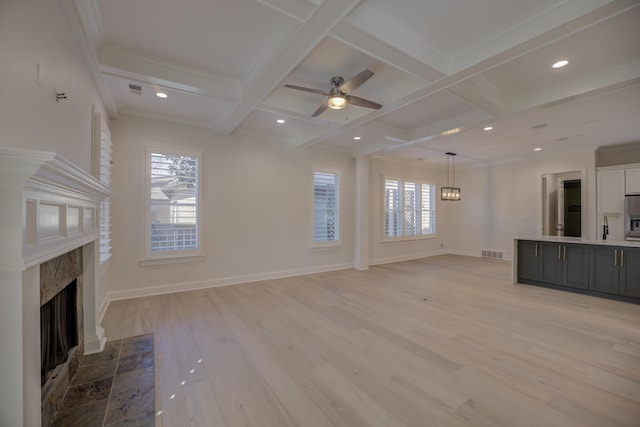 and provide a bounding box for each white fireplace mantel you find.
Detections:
[0,147,111,427]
